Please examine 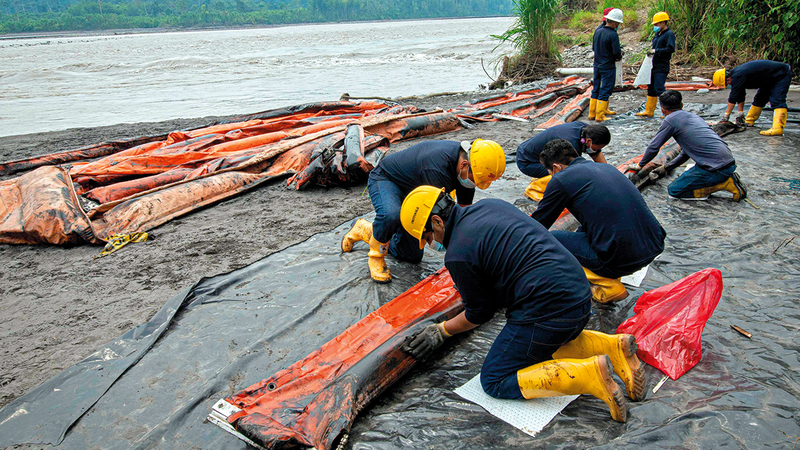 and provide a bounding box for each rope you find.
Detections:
[770,177,800,190]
